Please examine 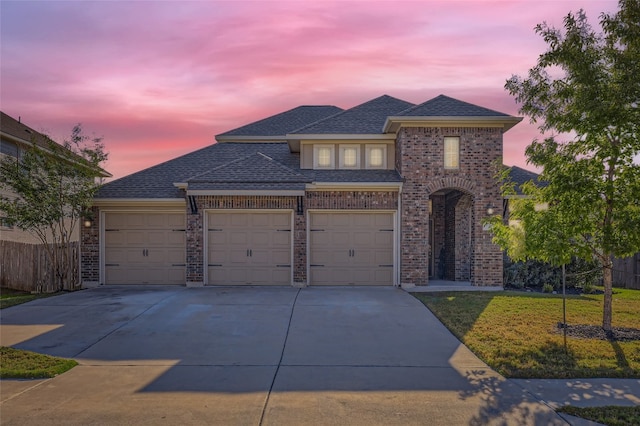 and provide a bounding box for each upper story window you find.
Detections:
[444,136,460,170]
[313,144,335,169]
[365,144,387,169]
[339,145,360,169]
